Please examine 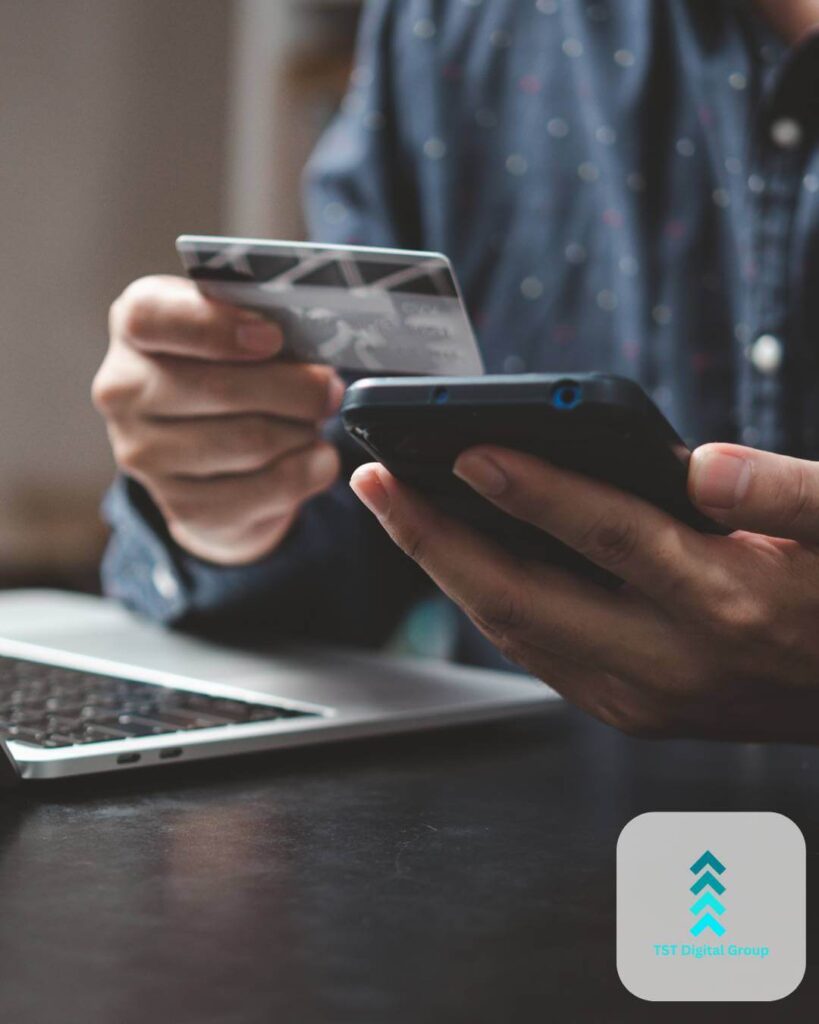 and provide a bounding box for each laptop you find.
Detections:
[0,590,557,784]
